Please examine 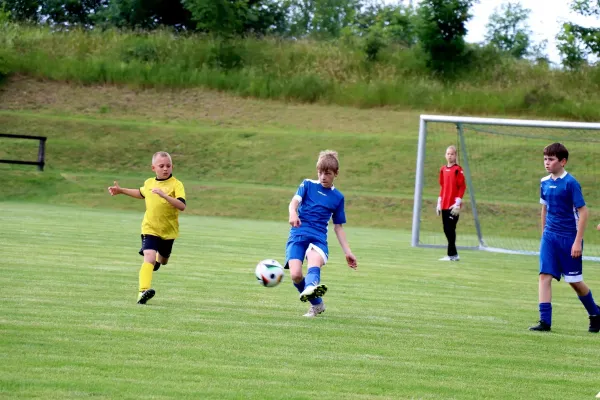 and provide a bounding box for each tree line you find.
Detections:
[1,0,600,72]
